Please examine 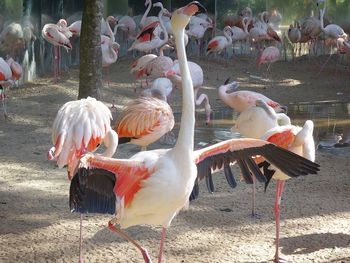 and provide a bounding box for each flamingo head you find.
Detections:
[107,16,117,27]
[145,0,151,7]
[220,78,239,92]
[171,1,206,31]
[164,69,178,78]
[57,19,68,27]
